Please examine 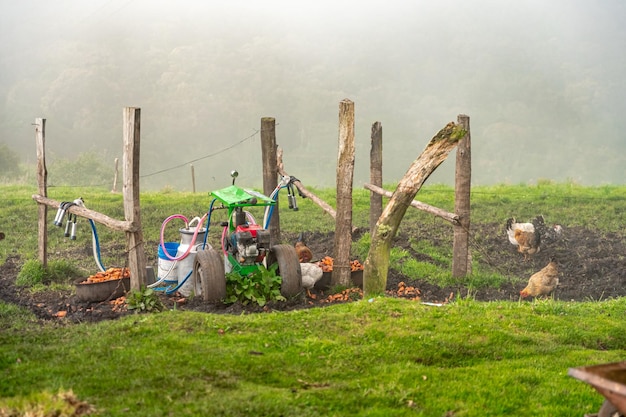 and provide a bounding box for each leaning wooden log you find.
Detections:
[363,183,459,225]
[363,121,466,296]
[32,194,136,232]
